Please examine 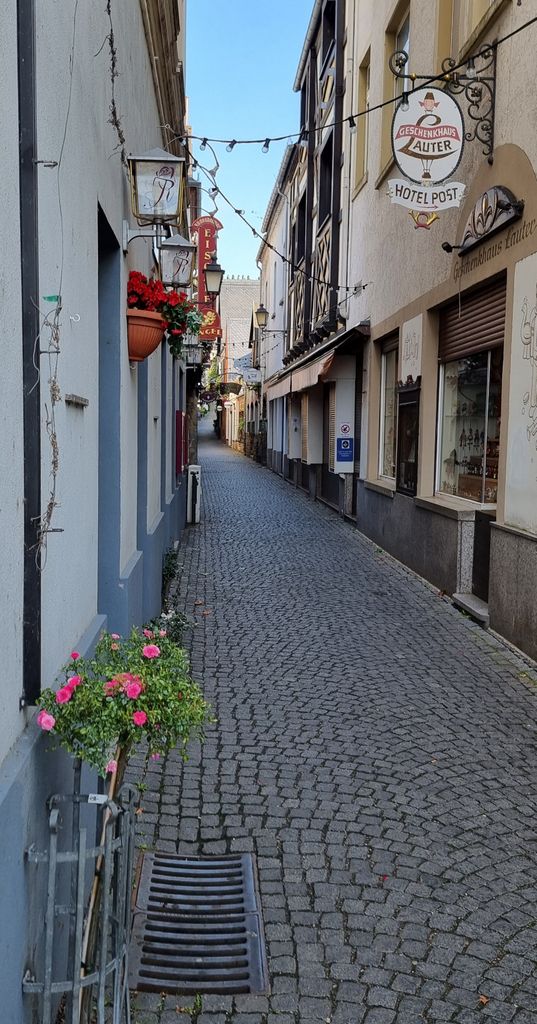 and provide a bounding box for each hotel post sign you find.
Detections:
[388,87,466,225]
[191,215,223,340]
